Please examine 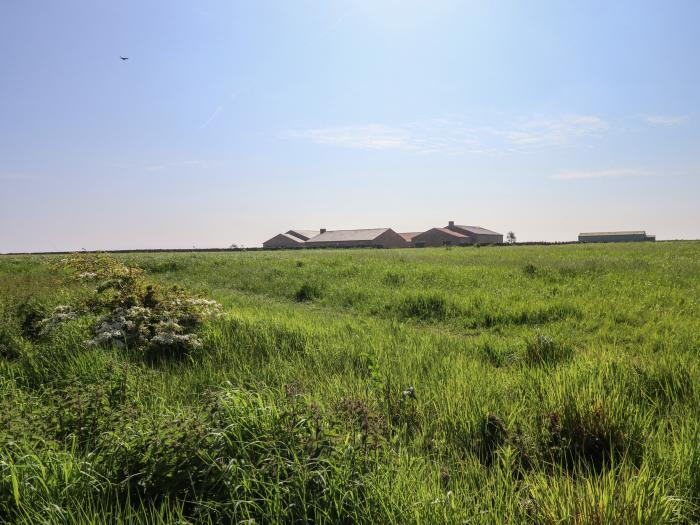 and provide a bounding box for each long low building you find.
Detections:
[579,231,656,243]
[305,228,408,249]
